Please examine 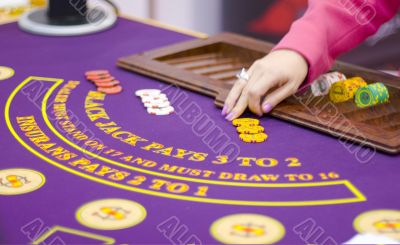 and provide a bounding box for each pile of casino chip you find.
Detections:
[85,70,122,94]
[232,118,268,143]
[311,72,390,108]
[135,89,174,116]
